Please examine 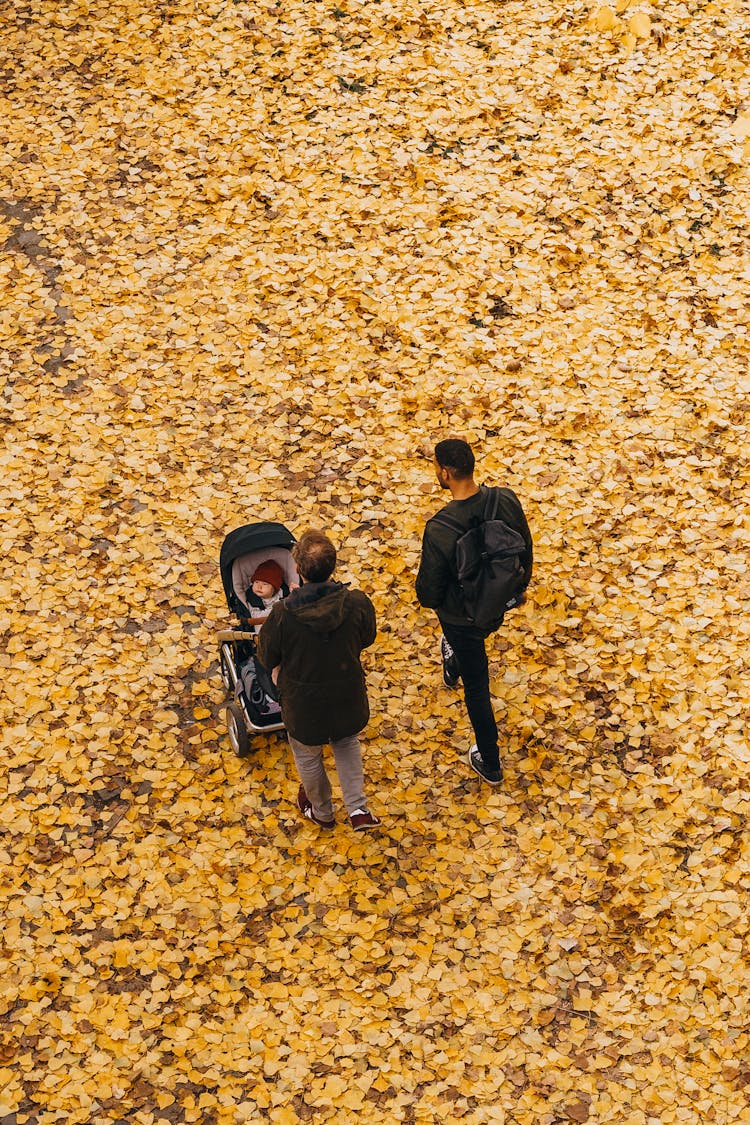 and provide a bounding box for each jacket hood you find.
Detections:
[284,581,350,633]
